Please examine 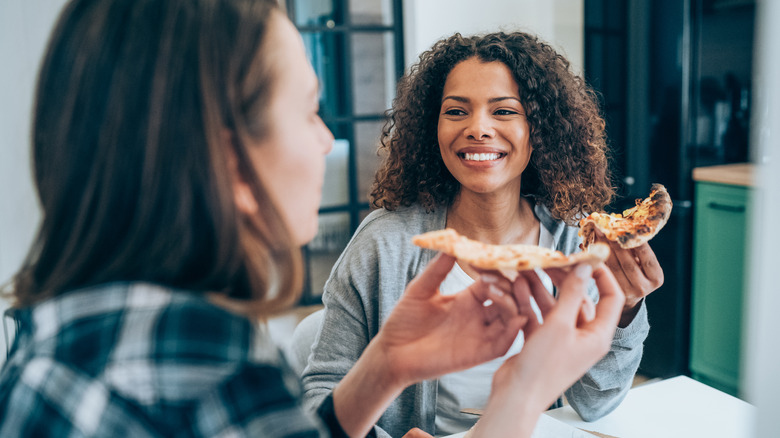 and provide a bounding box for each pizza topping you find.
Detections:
[412,228,610,272]
[579,183,673,249]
